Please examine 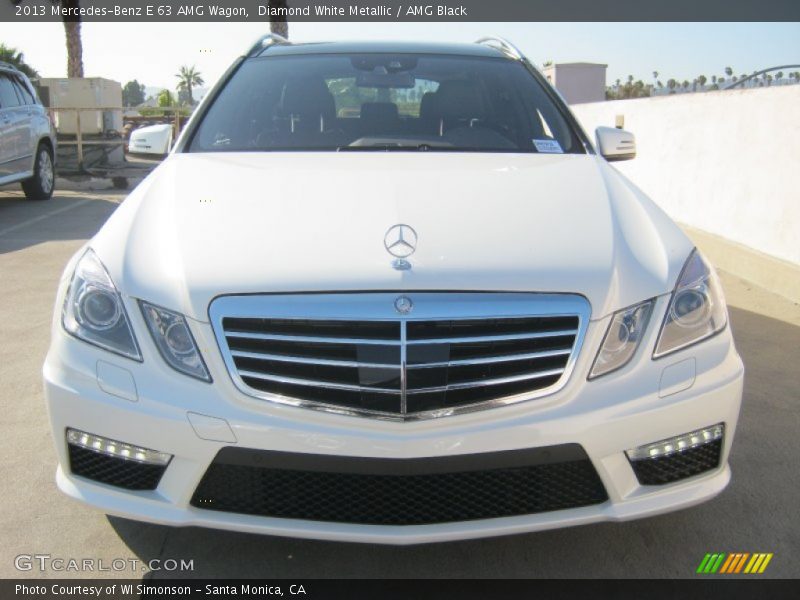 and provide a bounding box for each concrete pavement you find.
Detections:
[1,184,798,579]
